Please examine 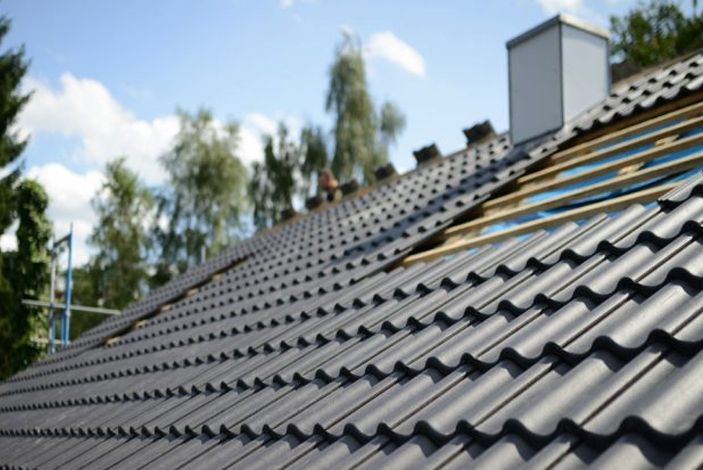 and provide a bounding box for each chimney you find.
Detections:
[507,14,610,145]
